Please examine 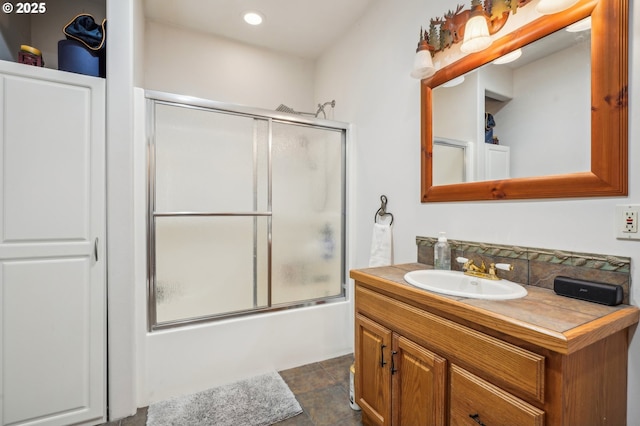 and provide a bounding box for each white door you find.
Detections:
[483,143,510,180]
[0,61,106,425]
